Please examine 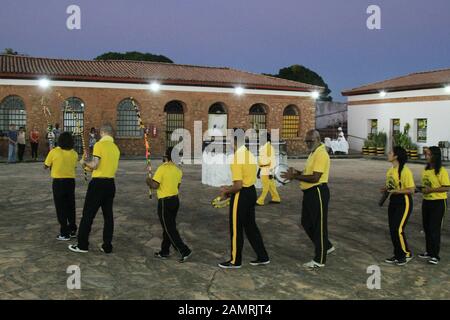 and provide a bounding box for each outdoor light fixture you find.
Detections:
[379,91,387,97]
[39,78,50,89]
[149,81,161,92]
[445,85,450,93]
[234,86,244,96]
[311,91,320,100]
